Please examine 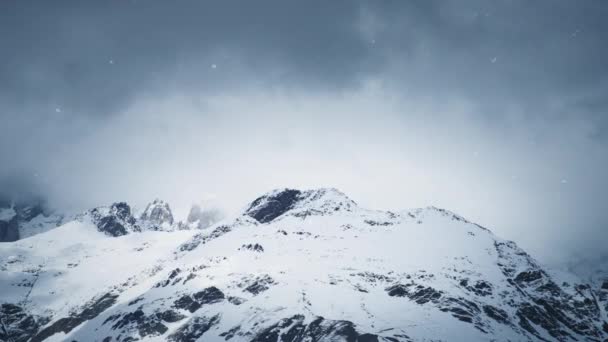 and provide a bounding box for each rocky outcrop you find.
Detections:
[0,213,19,242]
[239,243,264,252]
[173,286,225,313]
[494,240,605,341]
[250,315,381,342]
[167,314,220,342]
[246,189,302,223]
[31,293,118,342]
[245,188,357,223]
[89,202,140,237]
[0,200,62,242]
[140,199,174,230]
[2,188,608,341]
[0,303,46,342]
